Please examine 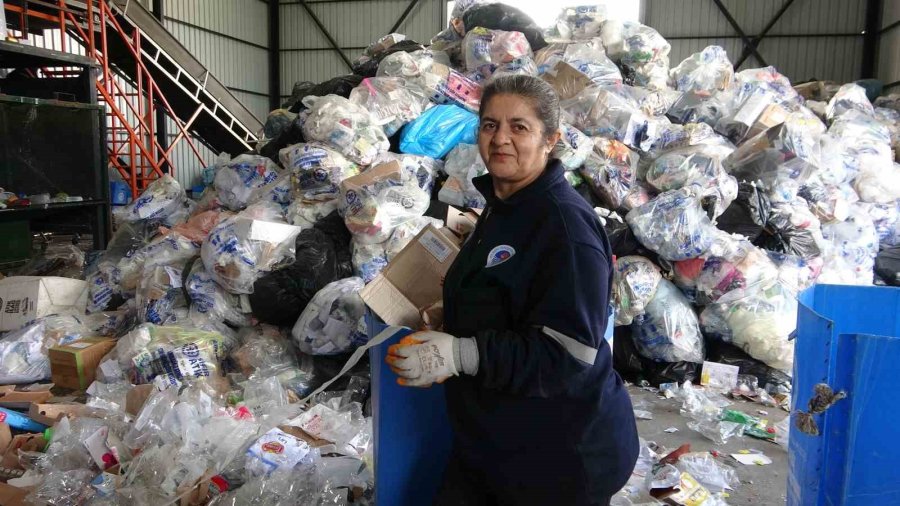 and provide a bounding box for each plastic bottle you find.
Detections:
[0,407,47,433]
